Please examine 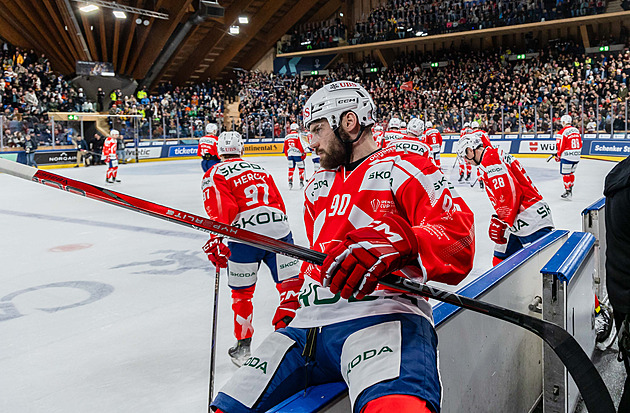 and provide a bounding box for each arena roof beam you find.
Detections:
[42,0,83,62]
[171,0,256,85]
[126,0,166,78]
[98,11,108,63]
[57,0,92,61]
[239,0,319,71]
[80,12,100,62]
[580,24,591,49]
[113,18,121,67]
[133,0,195,80]
[203,0,290,79]
[306,0,341,24]
[119,0,144,75]
[25,0,79,64]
